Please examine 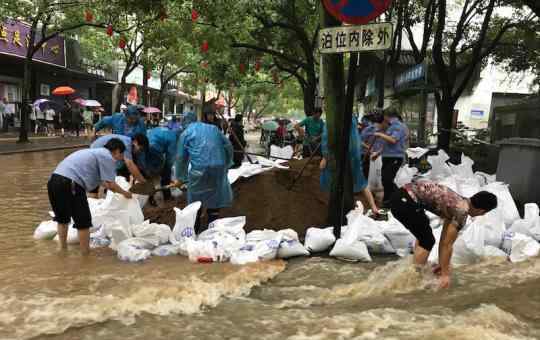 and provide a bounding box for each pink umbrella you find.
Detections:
[72,97,86,105]
[143,106,161,114]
